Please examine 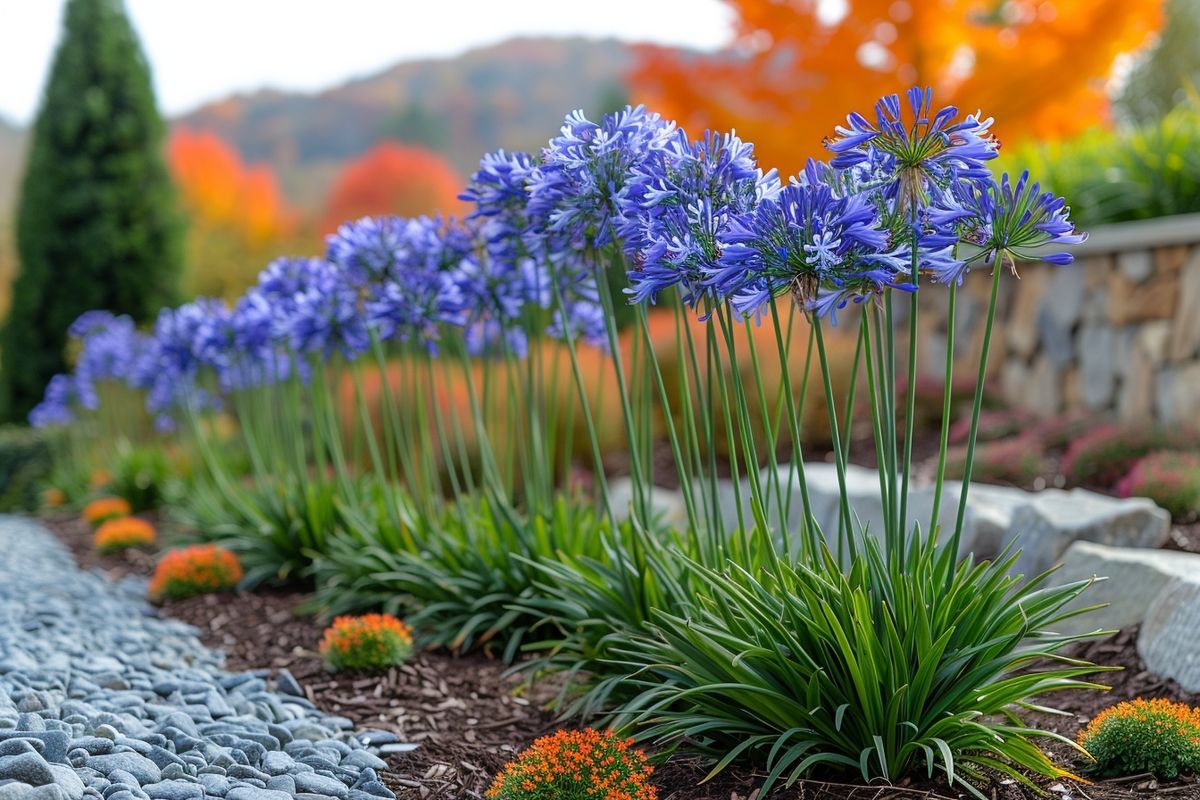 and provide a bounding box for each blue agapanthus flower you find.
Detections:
[29,374,78,427]
[527,105,676,250]
[326,216,409,285]
[69,313,145,410]
[460,150,540,266]
[708,169,912,318]
[618,129,781,309]
[285,260,370,359]
[361,216,471,345]
[826,86,998,216]
[925,170,1087,285]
